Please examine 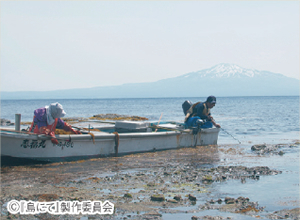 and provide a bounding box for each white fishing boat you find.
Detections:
[1,121,220,162]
